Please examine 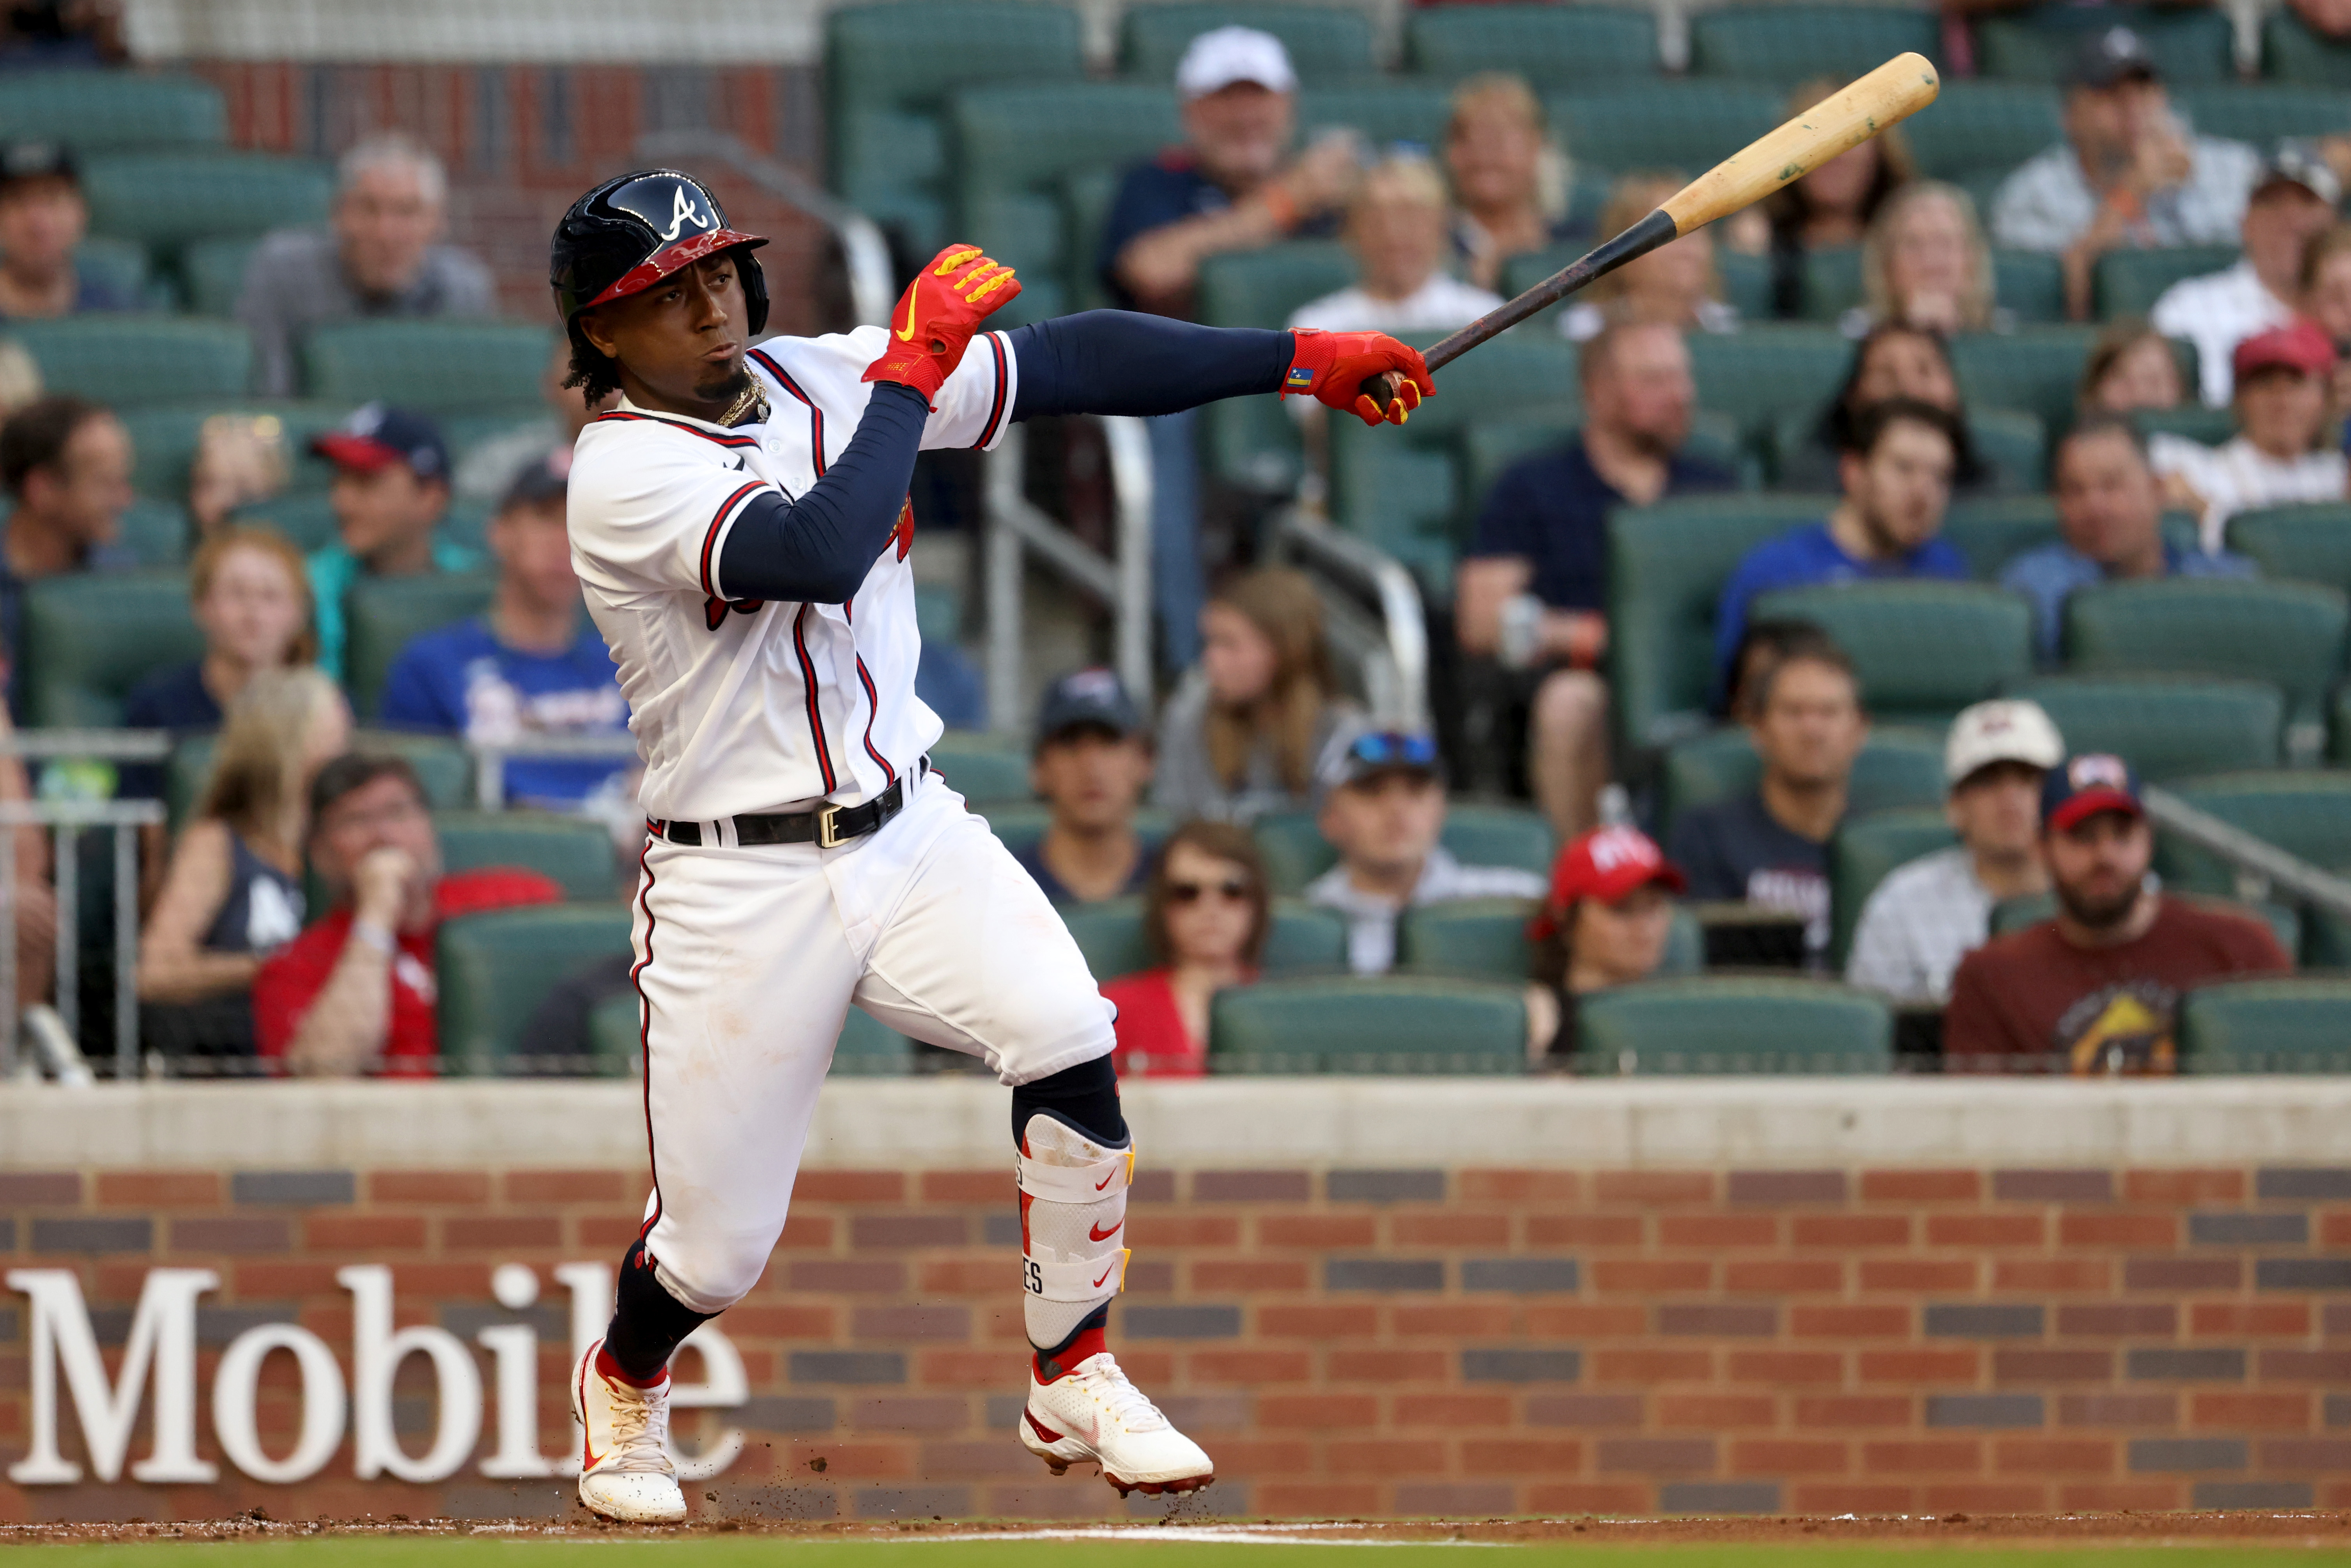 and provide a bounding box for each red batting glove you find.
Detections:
[862,244,1021,406]
[1280,329,1434,427]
